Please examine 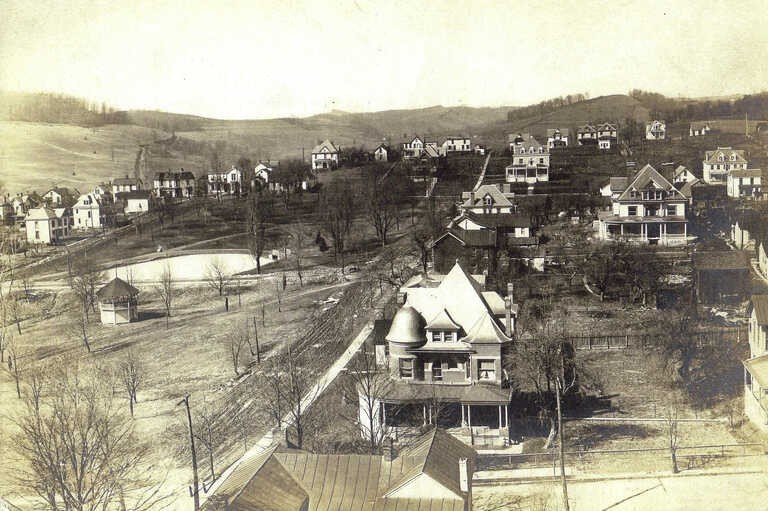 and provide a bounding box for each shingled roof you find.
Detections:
[749,295,768,326]
[693,250,750,271]
[96,277,139,301]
